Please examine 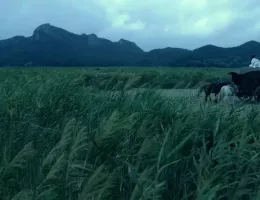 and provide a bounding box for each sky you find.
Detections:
[1,0,260,51]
